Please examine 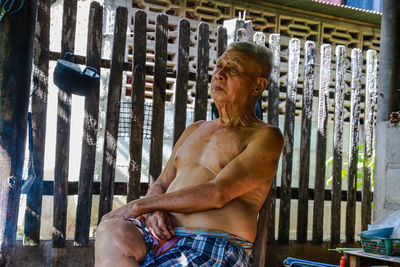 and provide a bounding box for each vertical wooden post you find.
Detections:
[346,48,362,243]
[362,50,377,230]
[217,26,227,58]
[278,38,300,244]
[194,22,209,122]
[0,0,37,265]
[173,19,190,145]
[53,0,77,248]
[313,44,331,244]
[149,14,168,183]
[128,9,146,202]
[331,45,346,244]
[98,7,128,220]
[74,2,102,246]
[24,0,51,246]
[266,34,281,245]
[297,41,316,243]
[253,33,281,267]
